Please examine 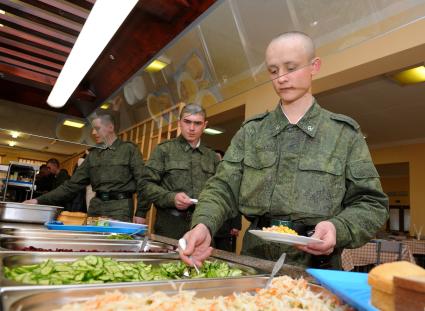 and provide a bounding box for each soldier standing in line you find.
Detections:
[46,158,70,190]
[180,31,389,269]
[134,104,219,240]
[24,111,145,222]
